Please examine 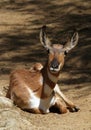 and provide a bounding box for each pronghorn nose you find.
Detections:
[50,58,59,69]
